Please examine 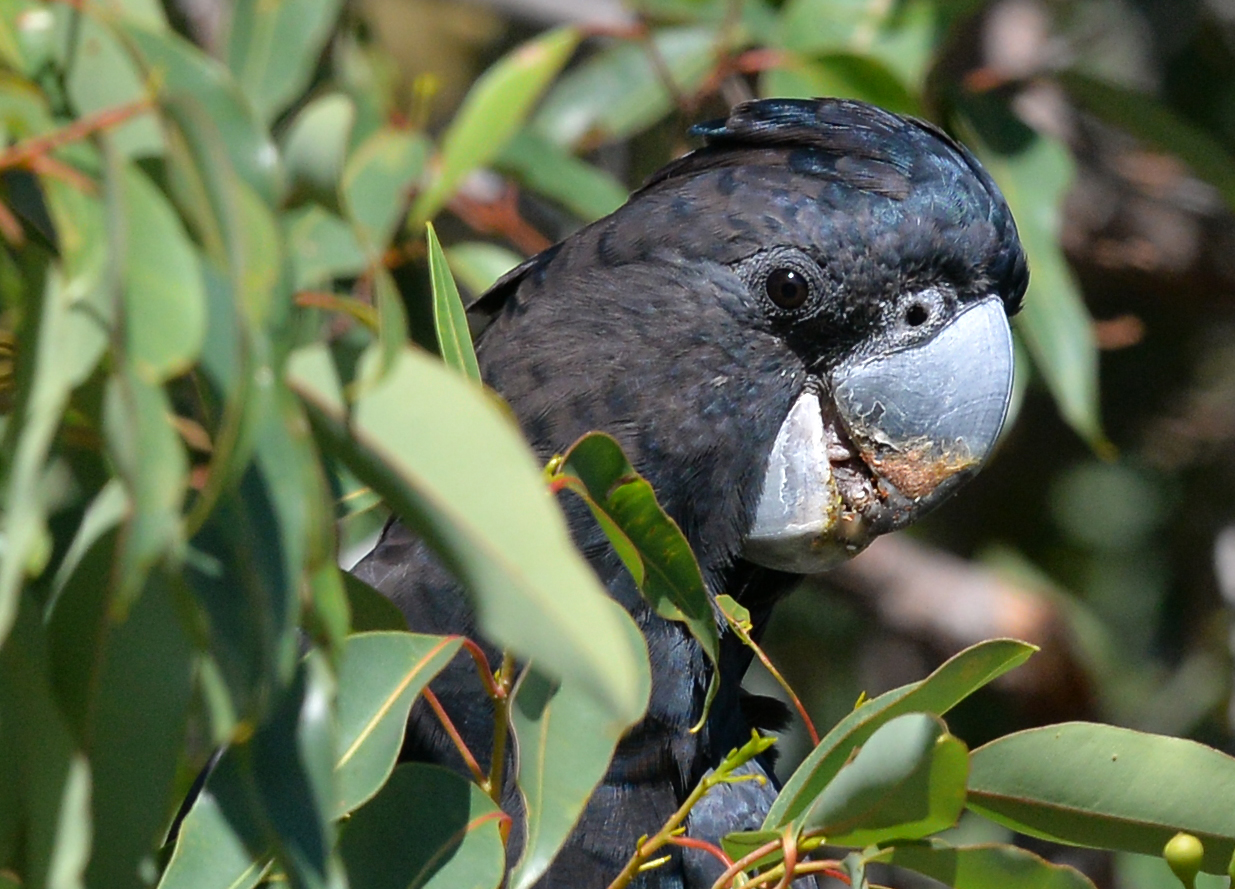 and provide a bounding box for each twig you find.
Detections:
[666,835,733,868]
[722,611,819,746]
[449,185,551,256]
[0,98,153,173]
[458,637,503,701]
[422,687,488,788]
[485,651,515,806]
